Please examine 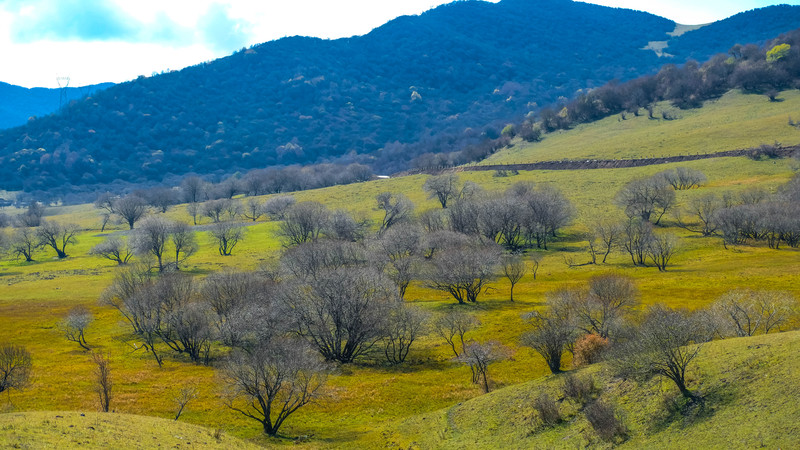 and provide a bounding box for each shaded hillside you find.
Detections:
[0,82,113,130]
[1,0,798,193]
